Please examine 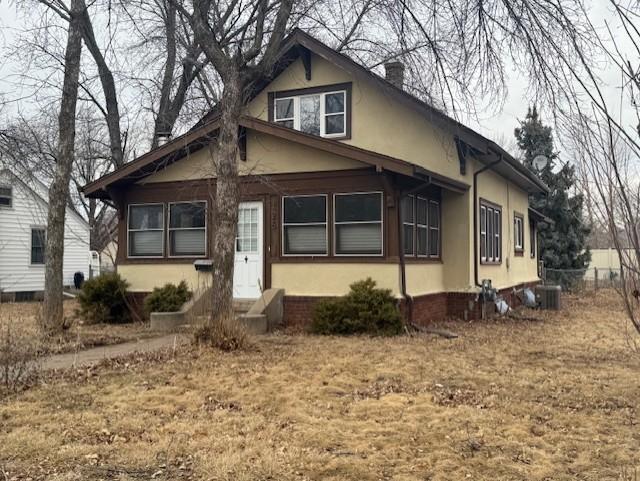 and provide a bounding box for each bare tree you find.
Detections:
[42,0,83,333]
